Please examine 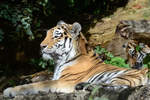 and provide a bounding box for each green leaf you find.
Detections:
[89,85,100,100]
[136,45,141,52]
[0,29,4,42]
[26,28,33,36]
[111,57,124,63]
